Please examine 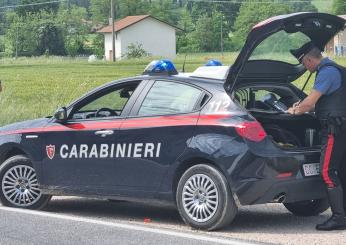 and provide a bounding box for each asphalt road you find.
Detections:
[0,197,345,245]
